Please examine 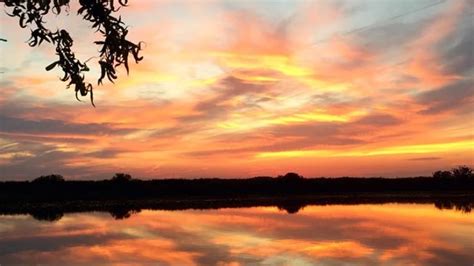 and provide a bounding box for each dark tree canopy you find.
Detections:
[433,166,473,180]
[111,172,132,182]
[278,172,304,180]
[452,166,473,179]
[1,0,143,106]
[433,170,452,180]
